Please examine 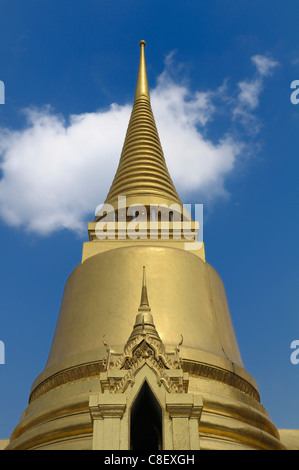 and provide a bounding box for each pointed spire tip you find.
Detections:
[135,39,150,102]
[140,266,150,308]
